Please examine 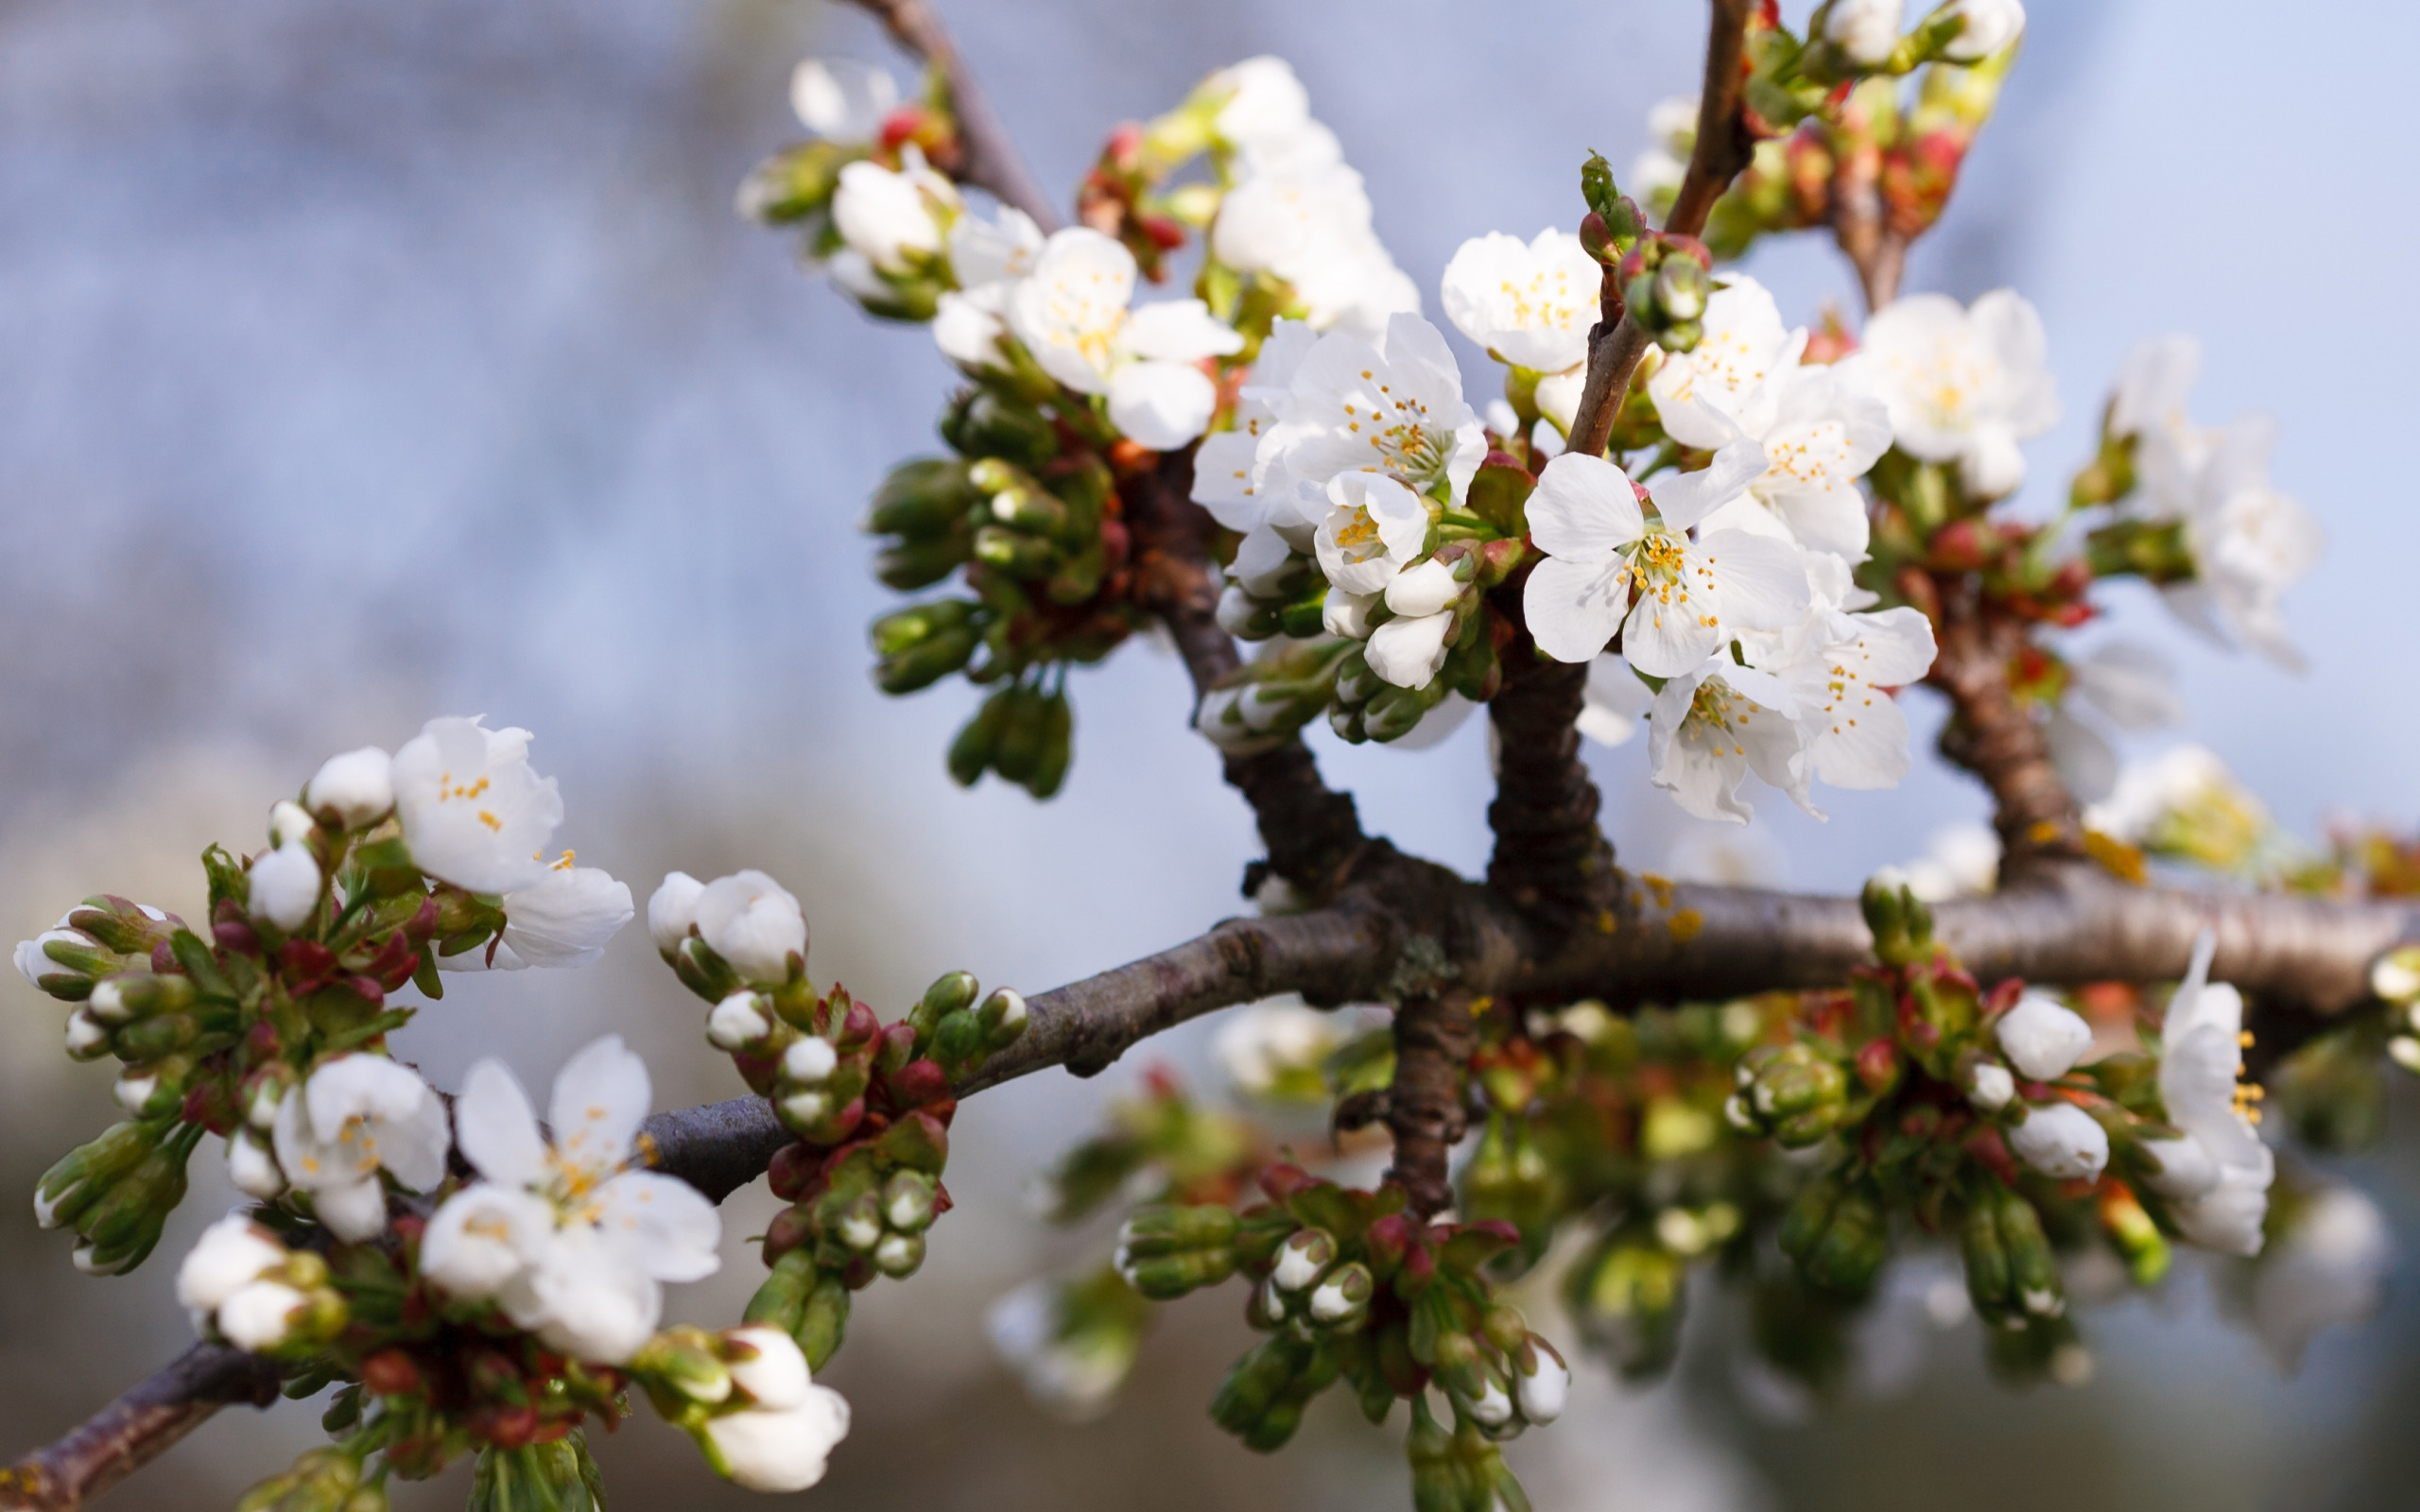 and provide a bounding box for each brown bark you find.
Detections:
[844,0,1063,232]
[1384,992,1479,1219]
